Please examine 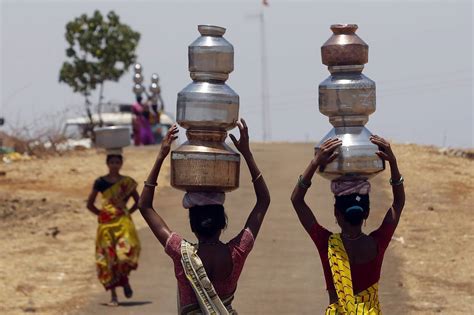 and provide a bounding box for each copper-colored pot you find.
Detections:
[321,24,368,66]
[171,132,240,192]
